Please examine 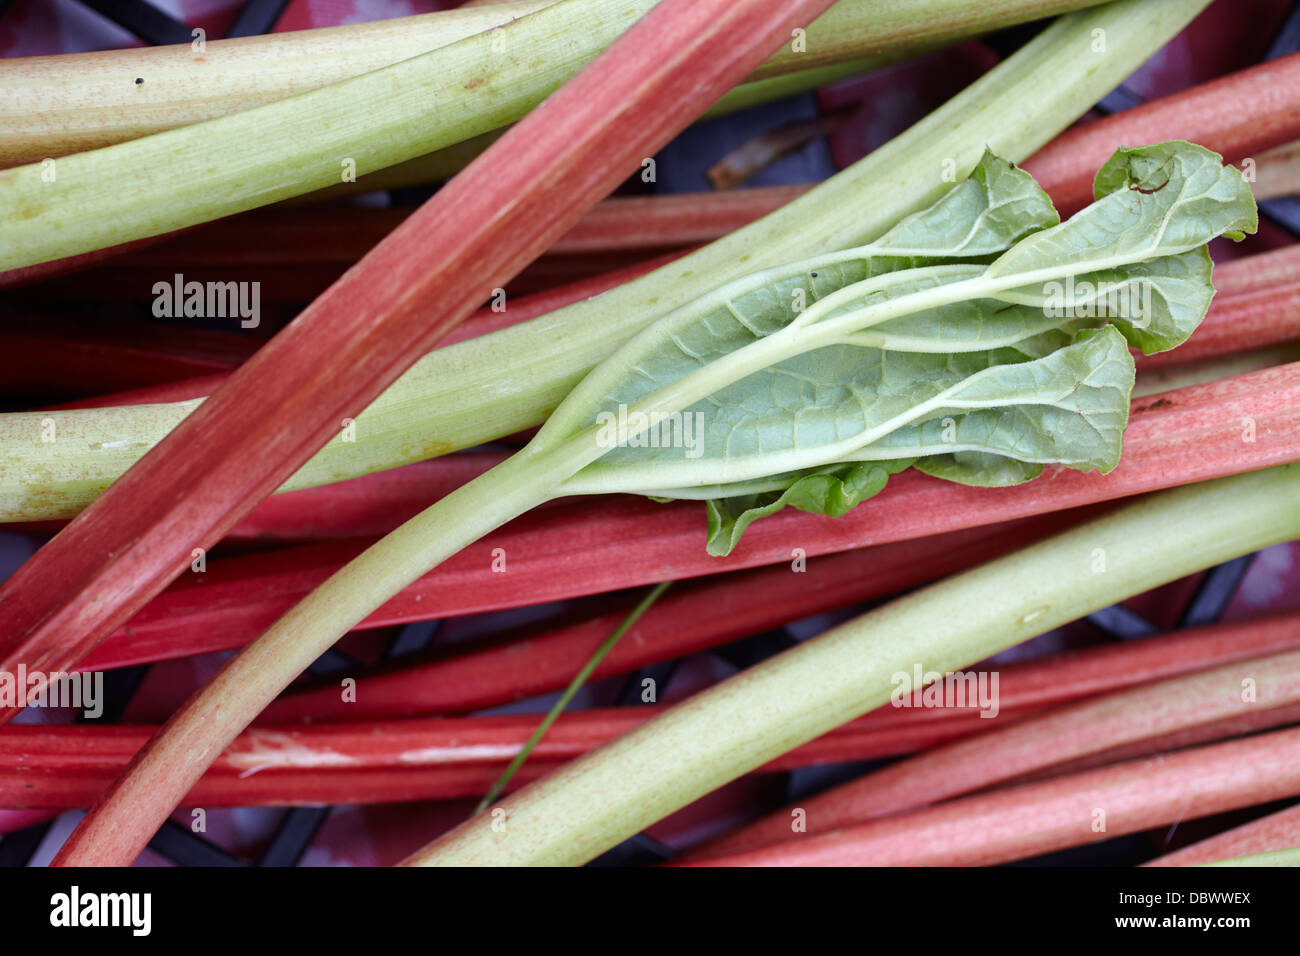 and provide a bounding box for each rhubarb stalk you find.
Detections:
[264,604,1300,725]
[0,0,837,722]
[0,706,1009,810]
